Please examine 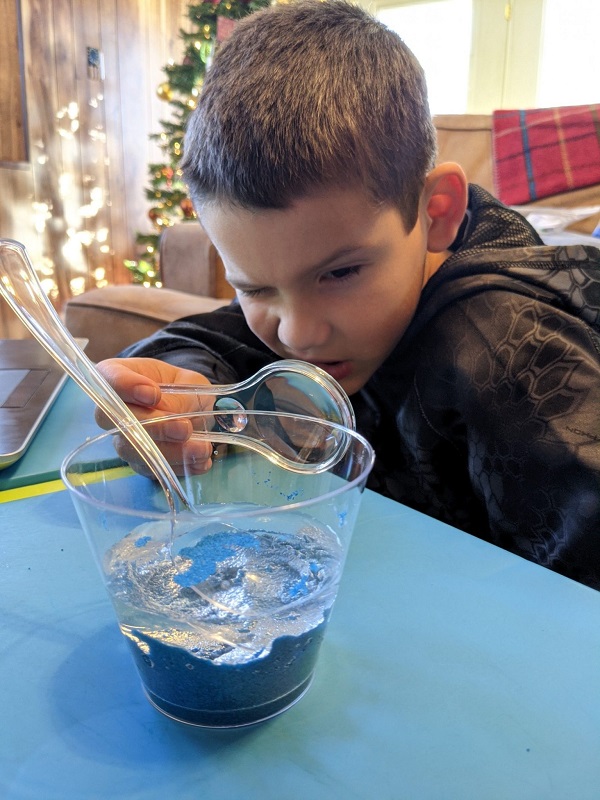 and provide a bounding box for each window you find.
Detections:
[372,0,599,114]
[537,0,600,107]
[376,0,473,114]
